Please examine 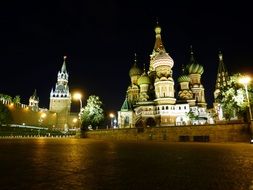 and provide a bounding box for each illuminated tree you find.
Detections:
[217,73,252,120]
[13,95,21,104]
[0,94,12,104]
[80,95,104,130]
[0,102,12,125]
